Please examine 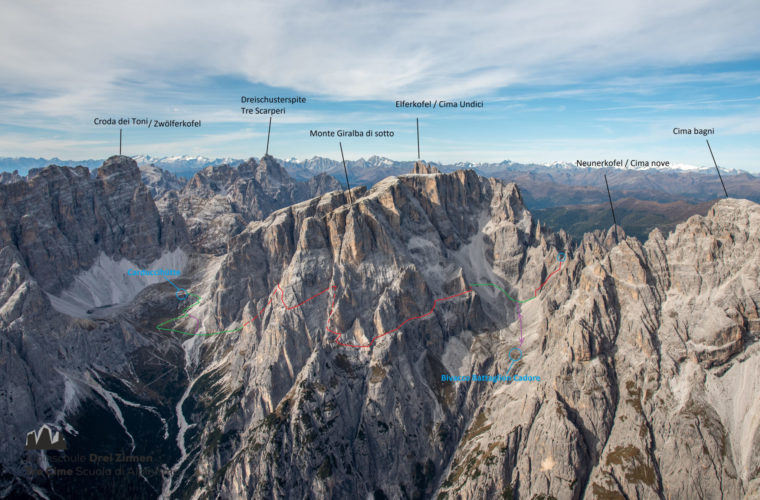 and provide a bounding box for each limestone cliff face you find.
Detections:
[0,157,191,497]
[1,160,758,499]
[139,163,187,197]
[162,155,343,254]
[0,155,187,294]
[412,160,442,174]
[437,198,760,499]
[171,168,758,499]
